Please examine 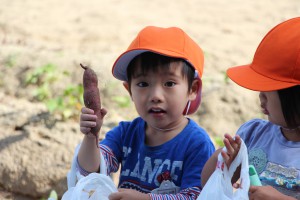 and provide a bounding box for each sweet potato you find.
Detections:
[81,63,101,148]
